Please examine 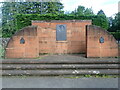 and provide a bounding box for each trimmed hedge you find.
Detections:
[15,14,102,30]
